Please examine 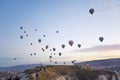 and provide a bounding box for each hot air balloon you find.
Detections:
[50,49,52,51]
[49,56,52,59]
[30,43,33,45]
[20,35,23,39]
[61,44,65,49]
[78,44,81,48]
[38,39,41,43]
[24,31,26,33]
[26,34,28,37]
[50,60,52,62]
[74,60,76,62]
[89,8,94,15]
[34,53,36,55]
[20,26,23,30]
[72,61,74,64]
[68,40,74,46]
[43,35,46,37]
[14,58,16,60]
[42,48,45,52]
[30,54,32,56]
[53,48,56,51]
[55,61,57,64]
[59,52,62,56]
[45,45,49,49]
[99,37,104,42]
[35,29,37,31]
[56,31,59,33]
